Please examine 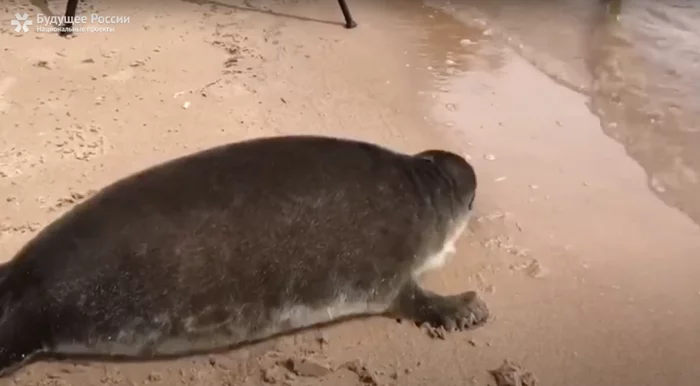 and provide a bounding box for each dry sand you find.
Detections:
[1,0,700,385]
